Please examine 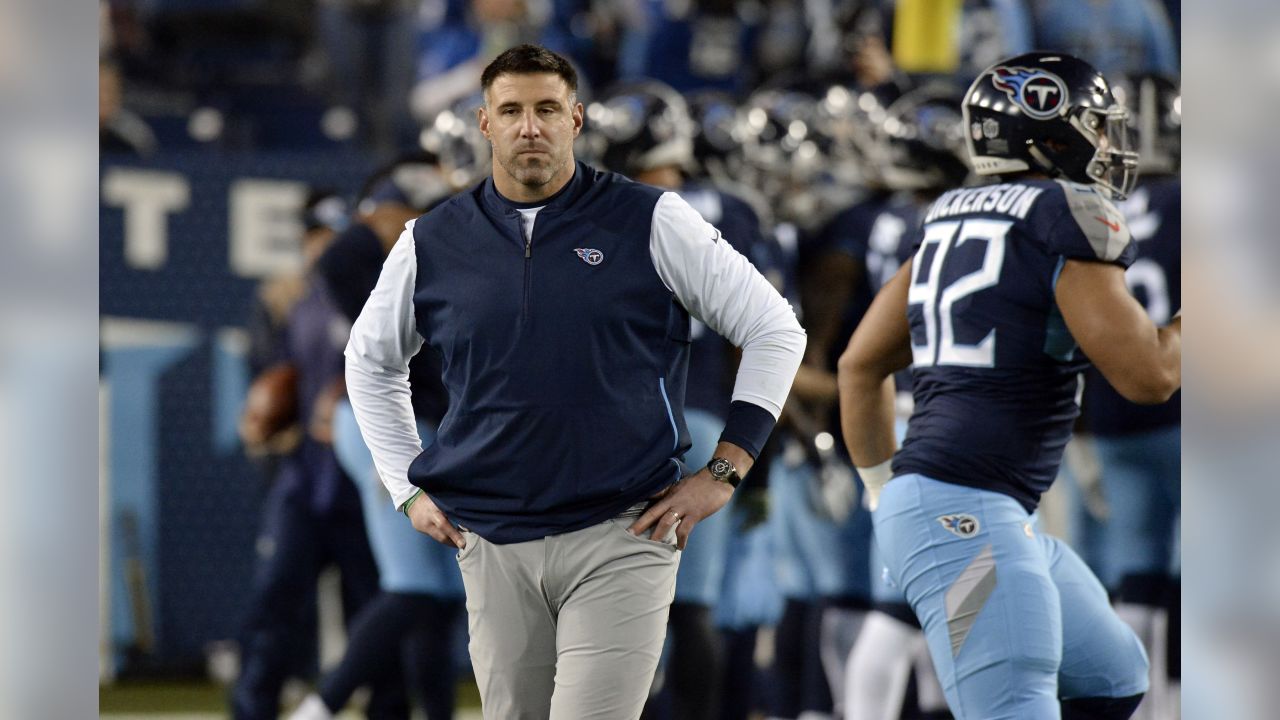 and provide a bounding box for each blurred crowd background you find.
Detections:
[96,1,1194,719]
[99,0,1179,161]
